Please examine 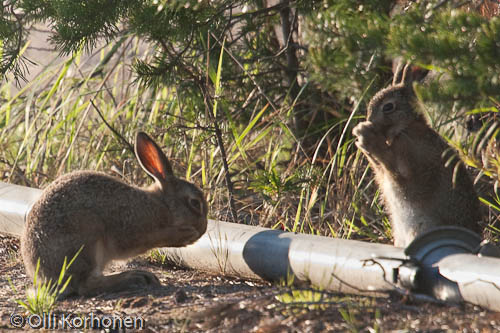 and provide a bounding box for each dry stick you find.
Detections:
[203,35,238,223]
[89,99,134,153]
[79,38,135,153]
[200,82,238,224]
[208,33,277,114]
[57,49,130,174]
[158,39,238,223]
[208,31,308,159]
[279,0,300,101]
[277,1,313,164]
